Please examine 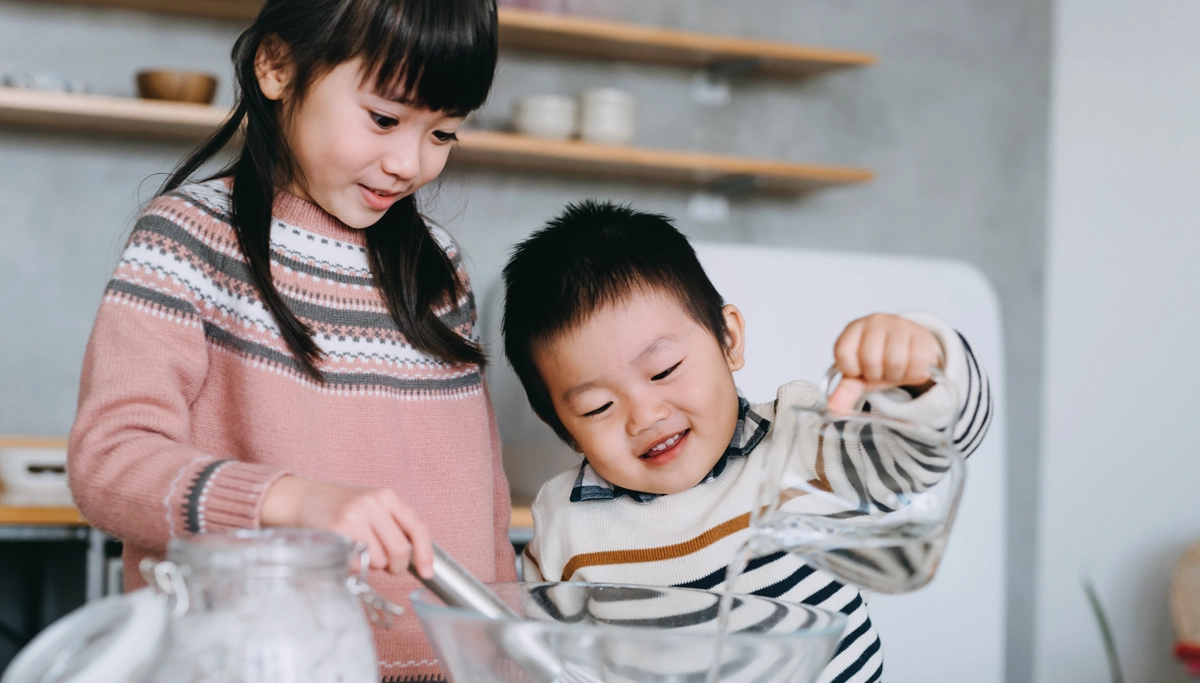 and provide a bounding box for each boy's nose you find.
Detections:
[626,392,670,435]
